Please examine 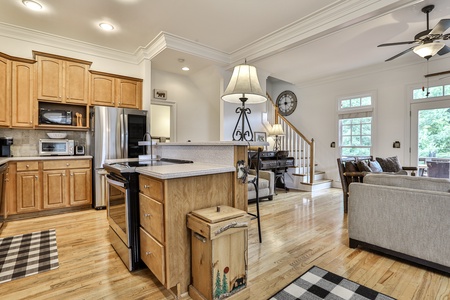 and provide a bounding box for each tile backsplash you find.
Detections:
[0,129,87,157]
